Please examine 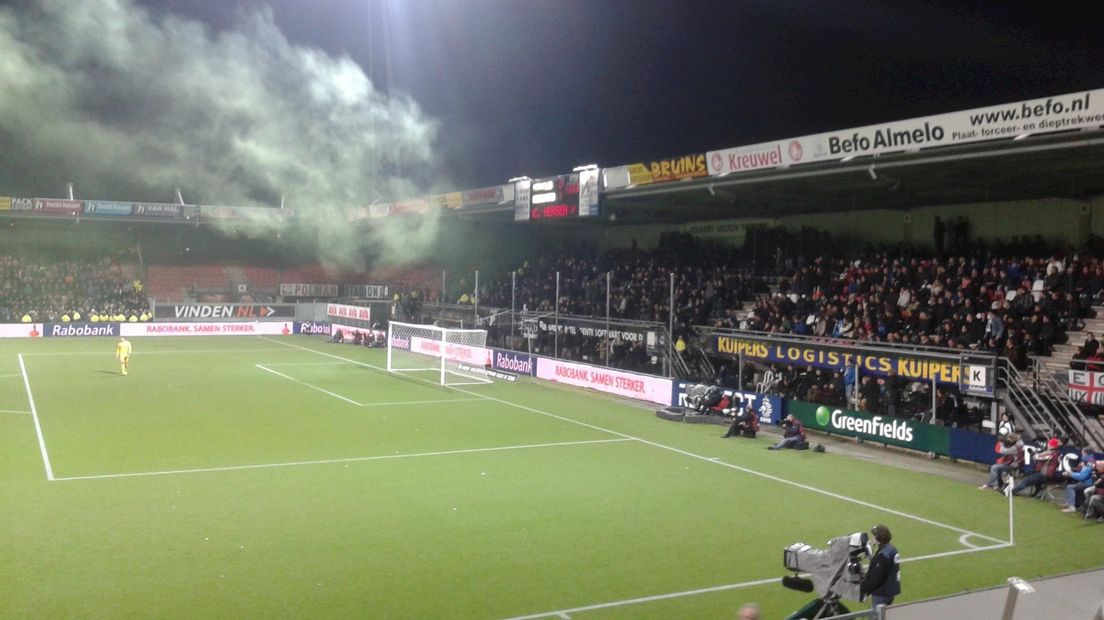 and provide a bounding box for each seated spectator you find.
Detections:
[1081,461,1104,521]
[980,433,1024,491]
[1060,448,1098,512]
[768,414,807,450]
[1011,438,1062,497]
